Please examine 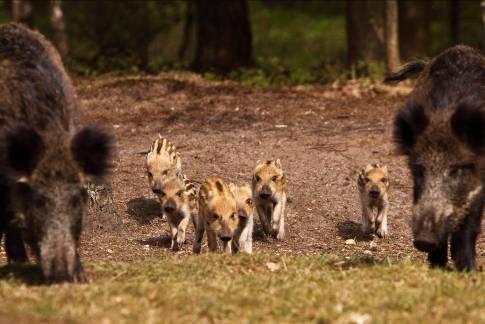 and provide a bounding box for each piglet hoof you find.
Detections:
[376,226,388,239]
